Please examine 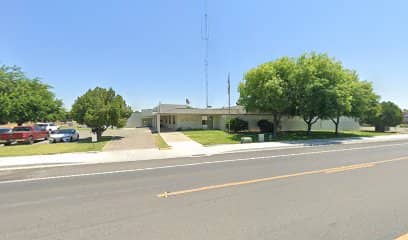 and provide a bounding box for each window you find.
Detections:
[202,116,208,125]
[172,116,176,124]
[13,127,31,132]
